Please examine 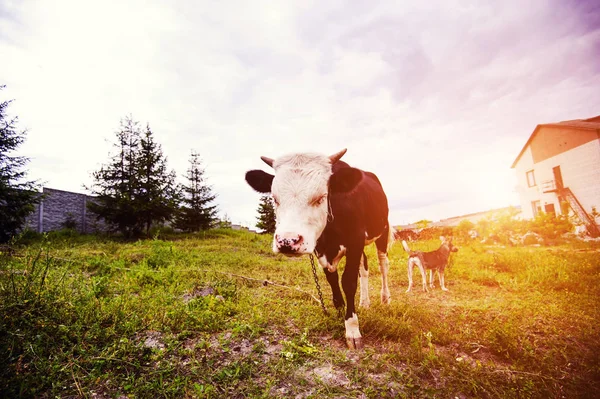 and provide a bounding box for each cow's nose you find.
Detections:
[275,232,304,252]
